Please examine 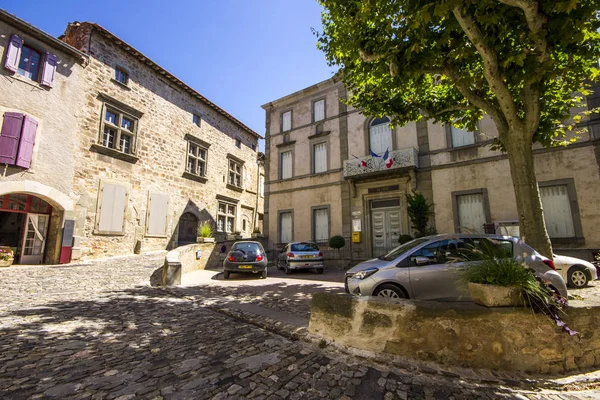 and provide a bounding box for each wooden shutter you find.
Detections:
[146,192,169,236]
[369,121,393,155]
[41,52,58,87]
[540,185,575,238]
[282,111,291,132]
[281,151,292,179]
[314,100,325,122]
[280,212,292,243]
[16,116,37,168]
[314,143,327,173]
[457,194,486,233]
[4,34,22,73]
[98,183,127,233]
[451,126,475,147]
[314,208,328,242]
[0,112,24,165]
